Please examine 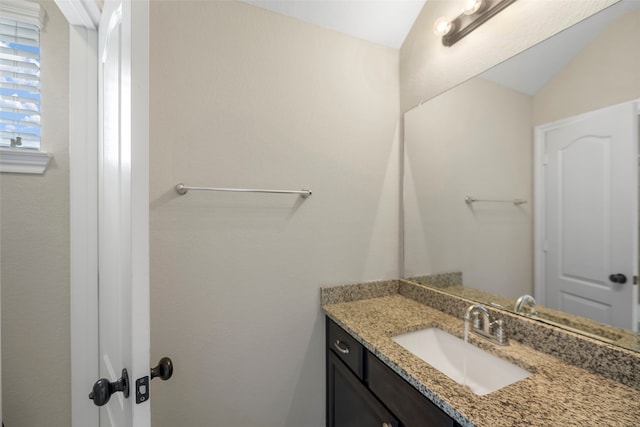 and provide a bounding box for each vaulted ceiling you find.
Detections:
[238,0,427,49]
